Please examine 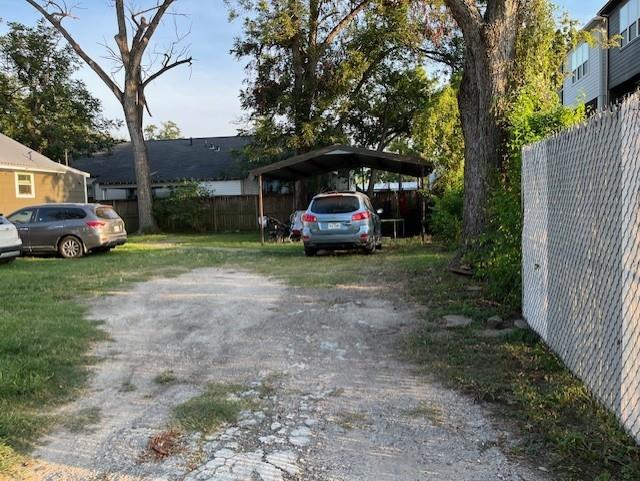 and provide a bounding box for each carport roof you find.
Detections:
[249,145,428,180]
